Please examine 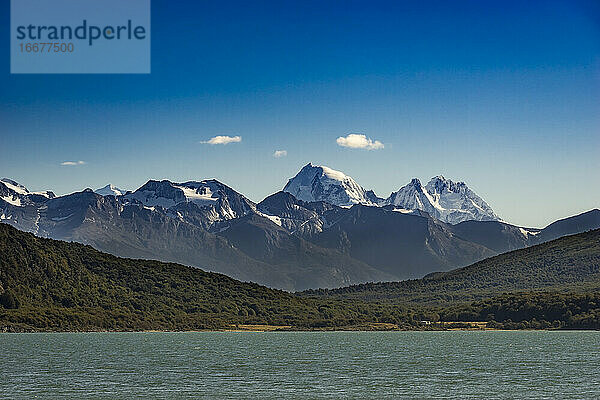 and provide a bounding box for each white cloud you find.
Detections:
[61,160,86,166]
[273,150,287,158]
[336,134,384,150]
[200,135,242,145]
